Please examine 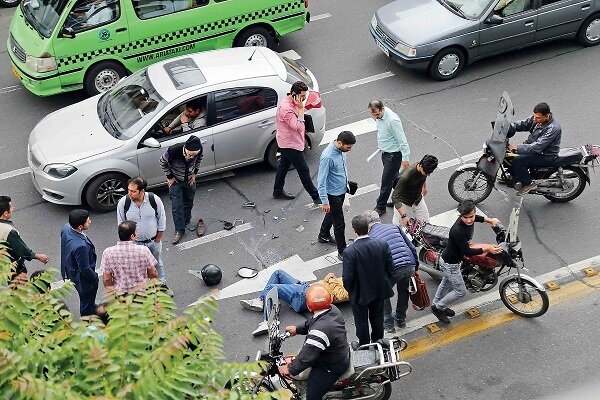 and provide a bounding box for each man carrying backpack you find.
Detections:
[116,176,173,297]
